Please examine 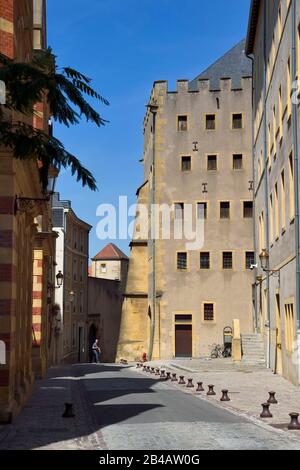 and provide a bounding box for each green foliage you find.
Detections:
[0,48,109,190]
